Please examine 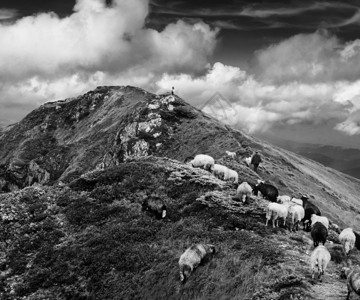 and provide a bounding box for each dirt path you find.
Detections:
[279,232,350,300]
[301,240,349,300]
